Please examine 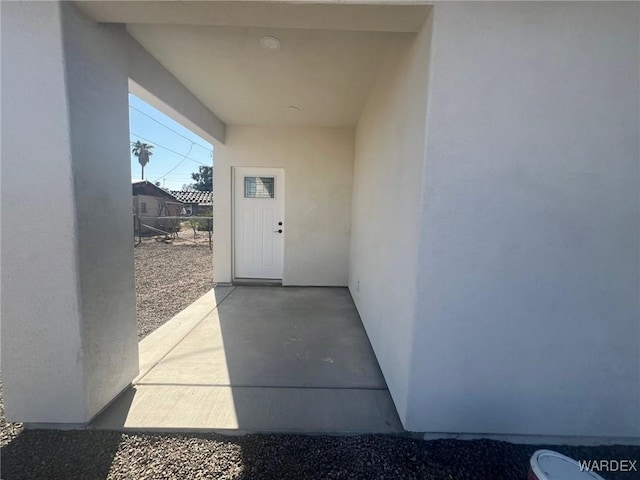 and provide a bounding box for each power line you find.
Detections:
[141,173,196,177]
[155,144,195,182]
[132,172,199,179]
[130,133,209,166]
[129,105,212,152]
